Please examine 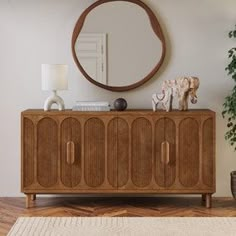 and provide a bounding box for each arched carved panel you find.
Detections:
[131,118,152,187]
[84,118,105,187]
[165,118,176,187]
[23,118,34,187]
[107,118,117,187]
[117,118,129,187]
[37,118,58,187]
[202,118,214,187]
[61,118,81,188]
[154,118,165,187]
[179,118,199,187]
[155,118,176,187]
[107,118,129,188]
